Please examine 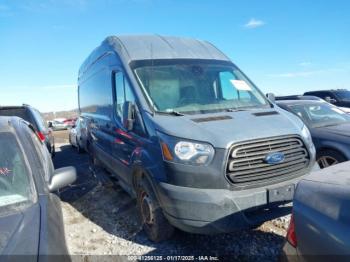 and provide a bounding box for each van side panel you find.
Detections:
[79,55,115,171]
